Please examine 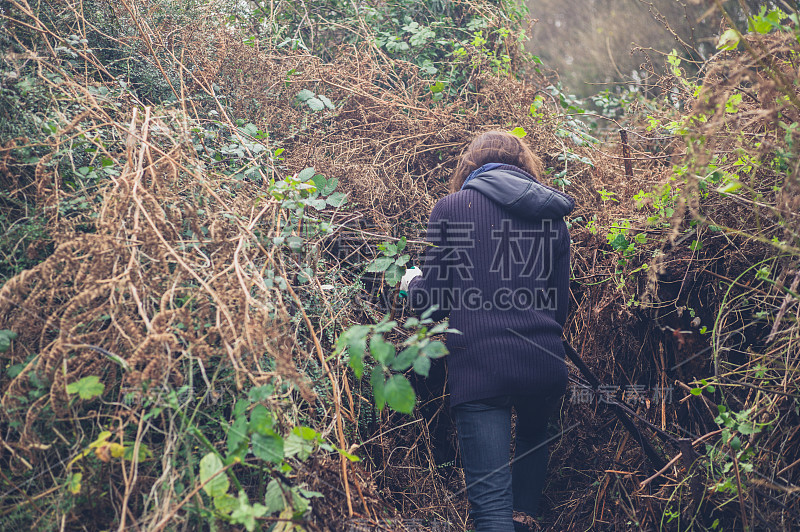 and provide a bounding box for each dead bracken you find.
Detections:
[0,1,799,530]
